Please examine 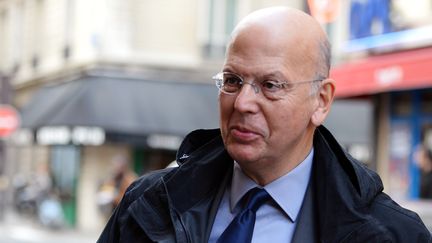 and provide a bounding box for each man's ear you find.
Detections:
[311,79,336,126]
